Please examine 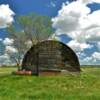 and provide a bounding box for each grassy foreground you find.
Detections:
[0,67,100,100]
